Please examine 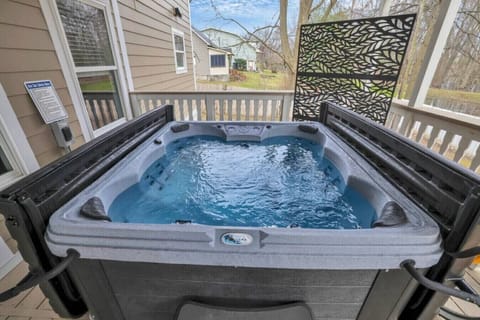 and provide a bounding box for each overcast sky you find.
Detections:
[190,0,299,35]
